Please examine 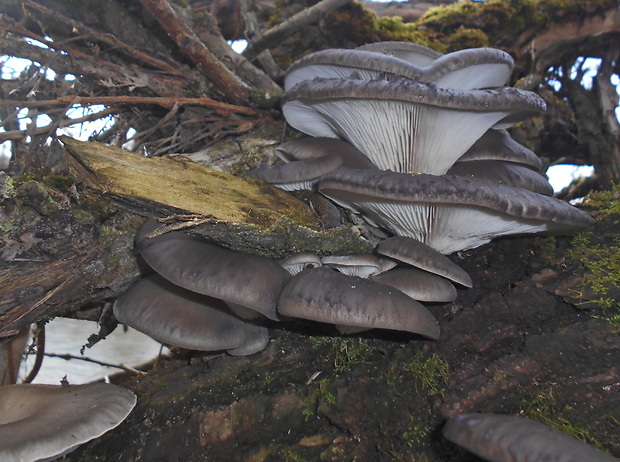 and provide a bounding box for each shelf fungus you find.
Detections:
[113,274,269,356]
[282,77,546,175]
[443,413,618,462]
[0,383,136,462]
[319,169,593,254]
[277,267,440,339]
